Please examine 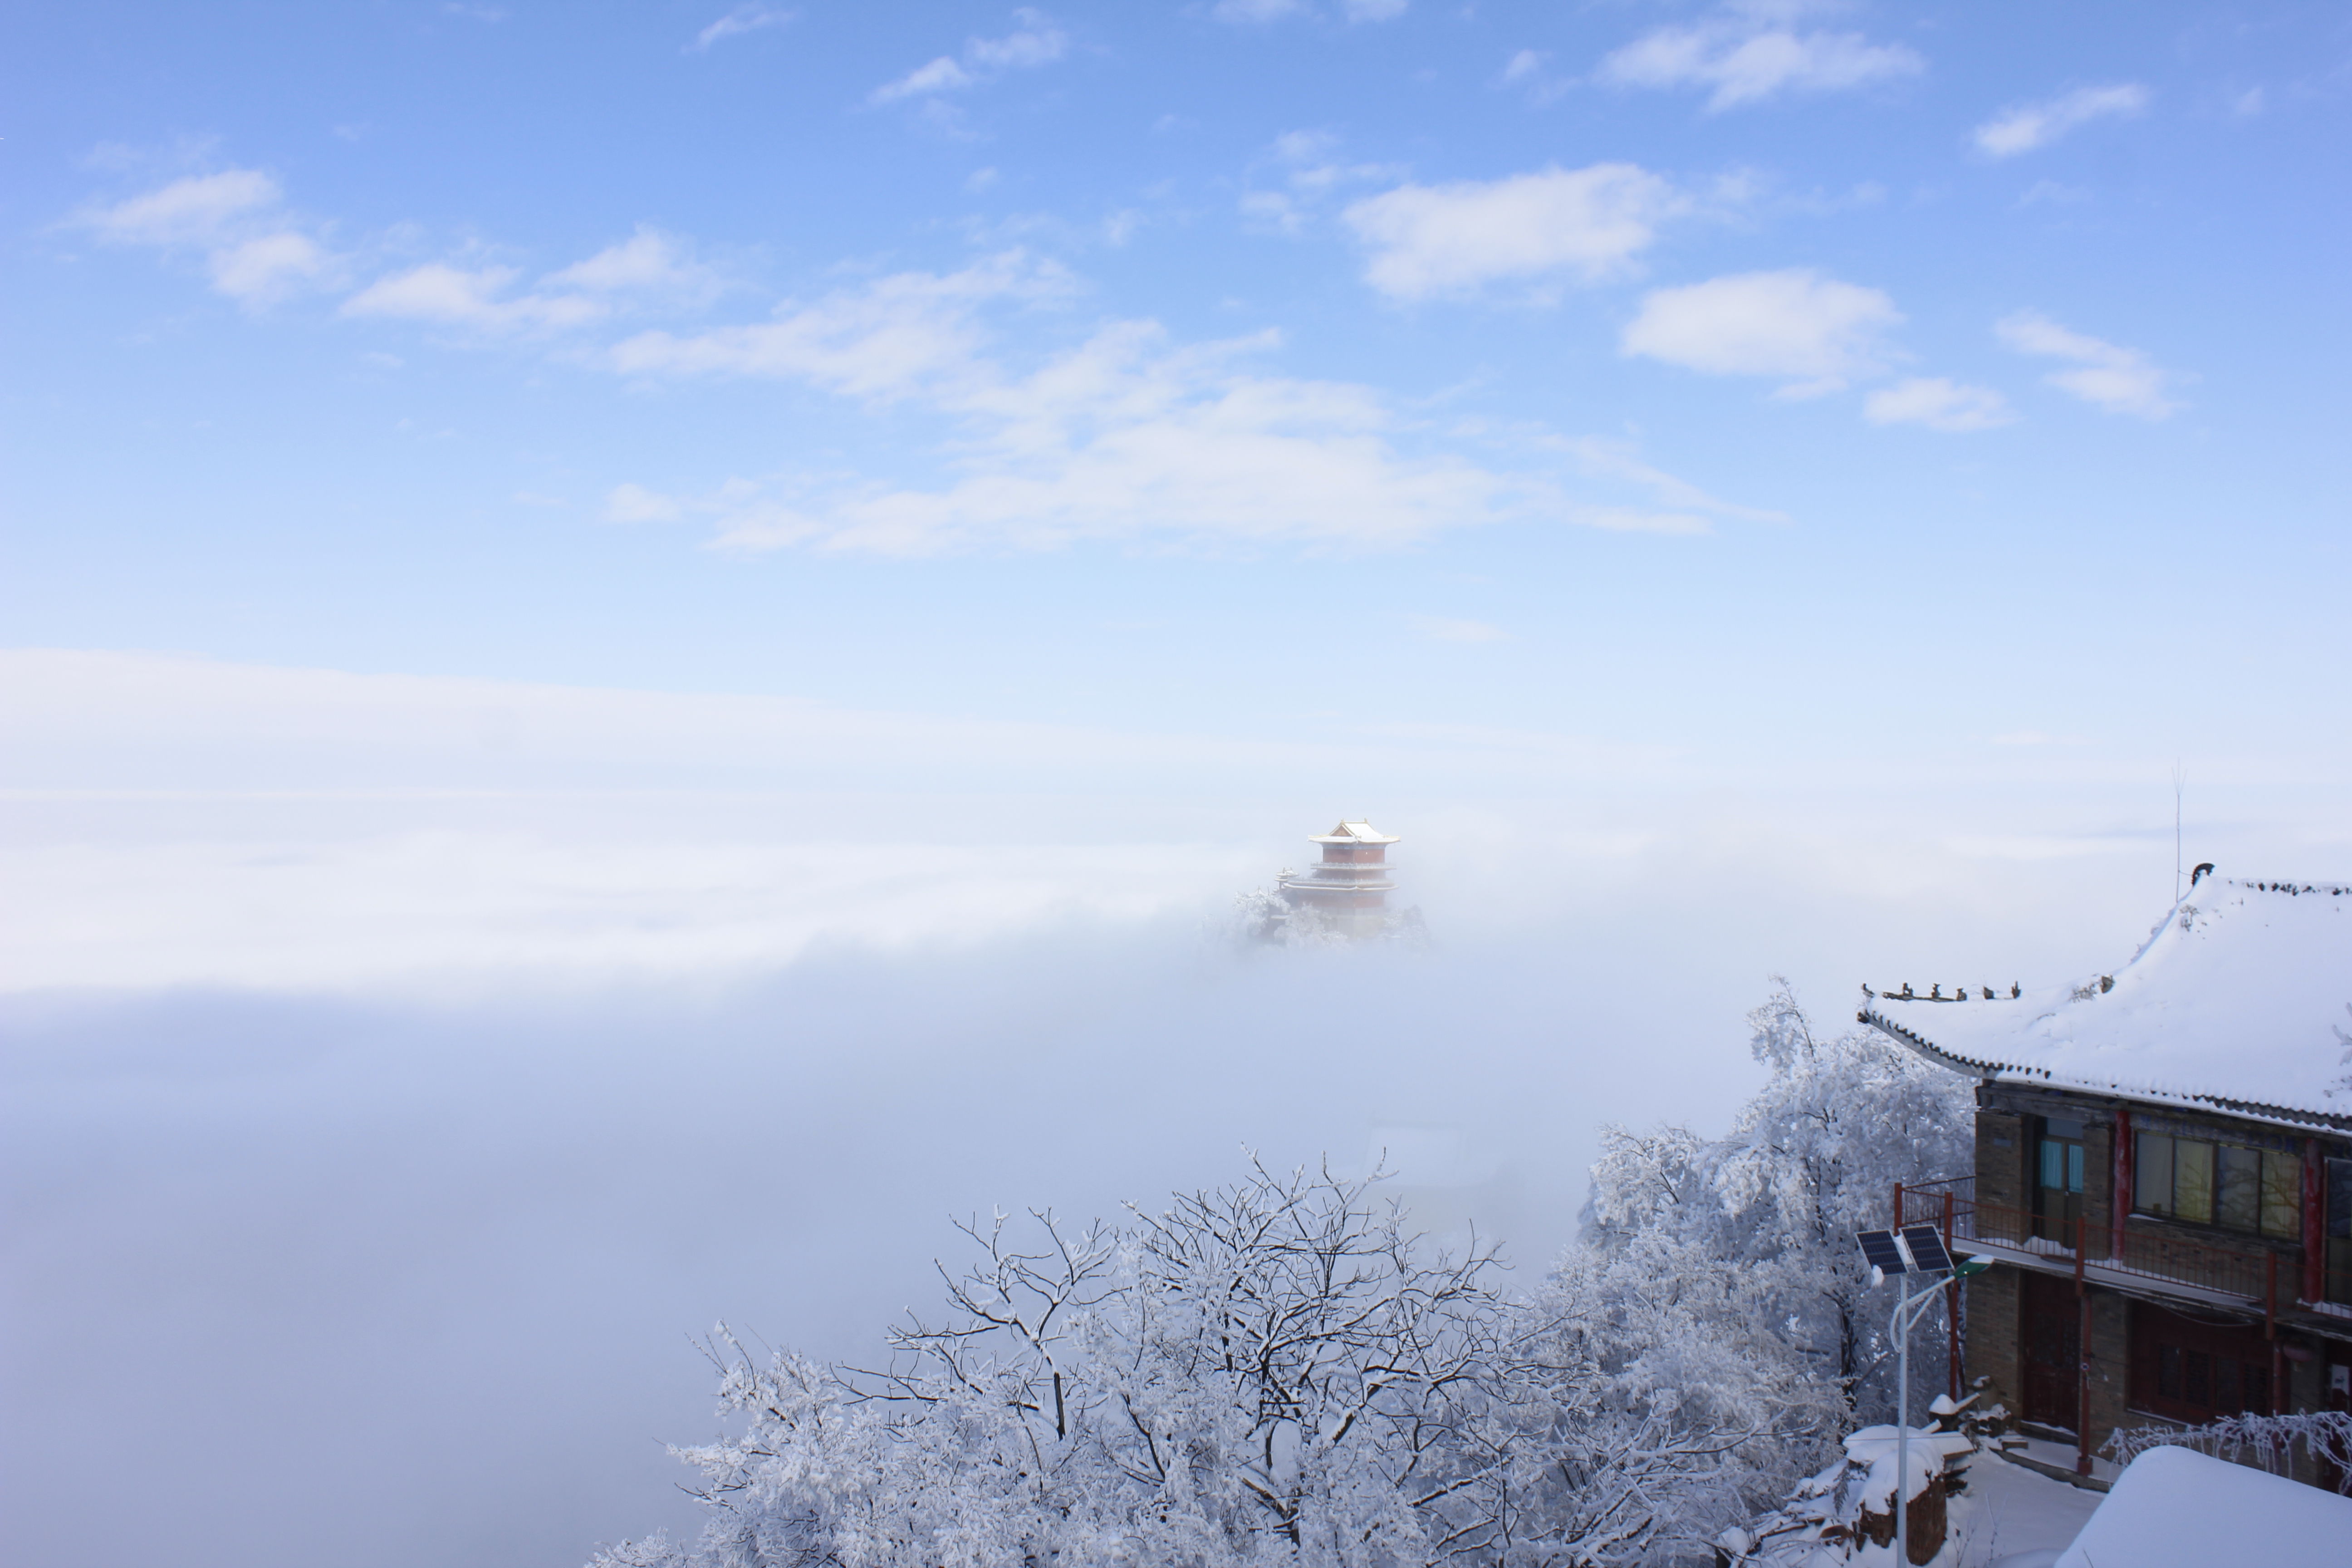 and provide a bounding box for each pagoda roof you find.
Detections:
[1858,876,2352,1132]
[1310,819,1399,845]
